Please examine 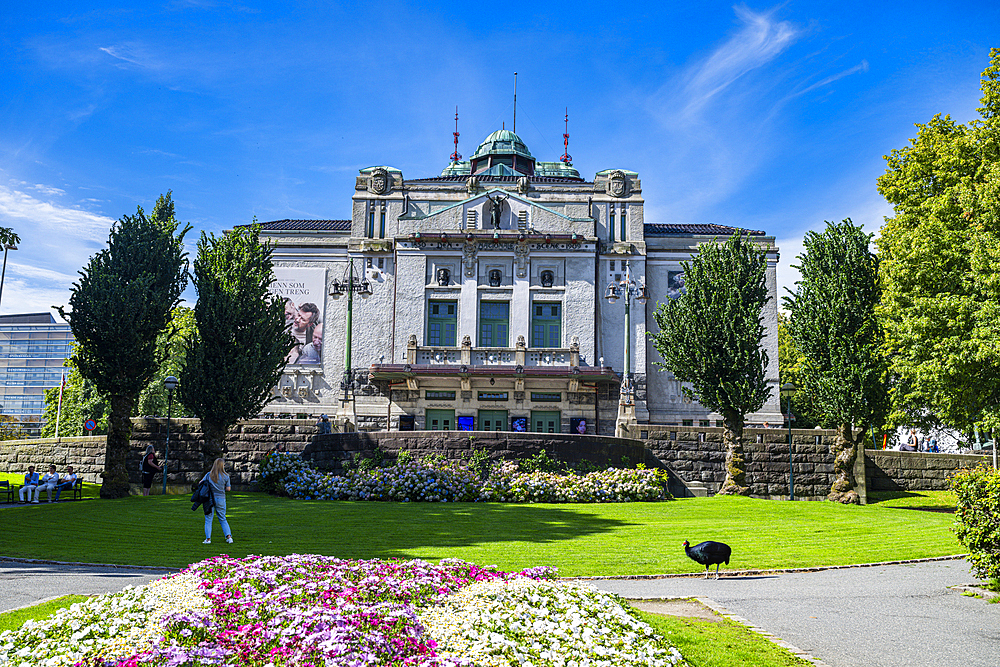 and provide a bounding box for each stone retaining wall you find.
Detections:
[1,420,990,500]
[301,431,657,476]
[641,426,857,500]
[0,418,315,493]
[865,449,989,492]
